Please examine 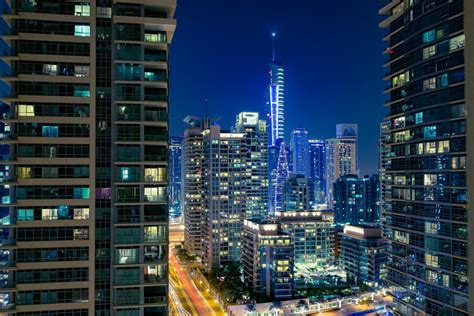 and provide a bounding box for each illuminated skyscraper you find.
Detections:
[326,124,358,206]
[290,128,310,177]
[183,119,247,272]
[309,139,327,204]
[169,136,183,222]
[235,112,268,219]
[267,33,285,147]
[0,1,176,314]
[380,0,470,314]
